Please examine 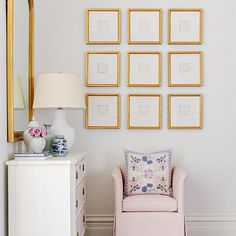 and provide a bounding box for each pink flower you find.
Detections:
[33,128,42,137]
[41,129,47,137]
[28,127,47,137]
[28,128,36,137]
